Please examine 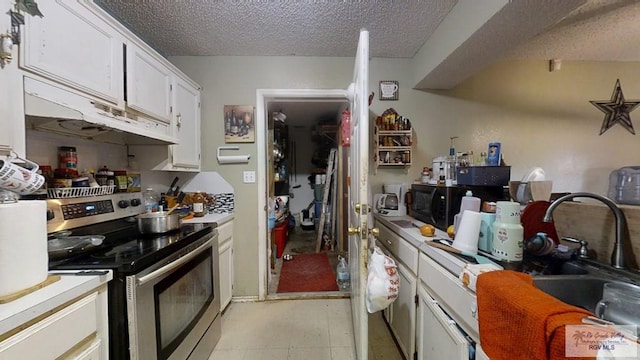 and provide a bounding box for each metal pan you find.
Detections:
[48,235,105,260]
[136,212,181,234]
